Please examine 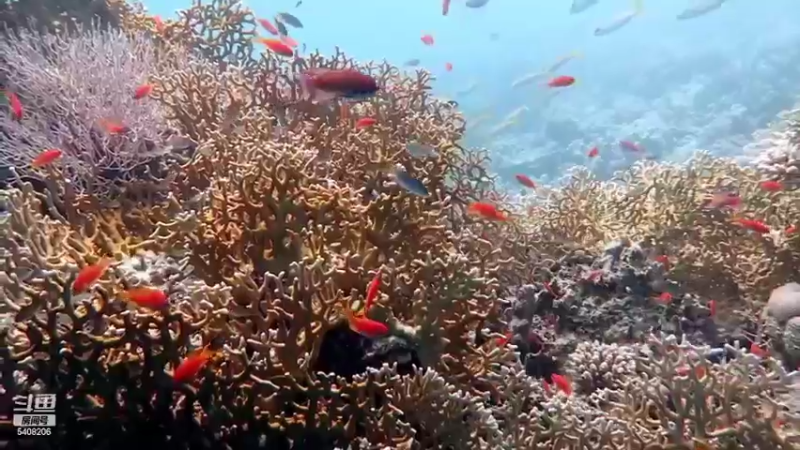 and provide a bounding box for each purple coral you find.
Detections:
[0,24,170,195]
